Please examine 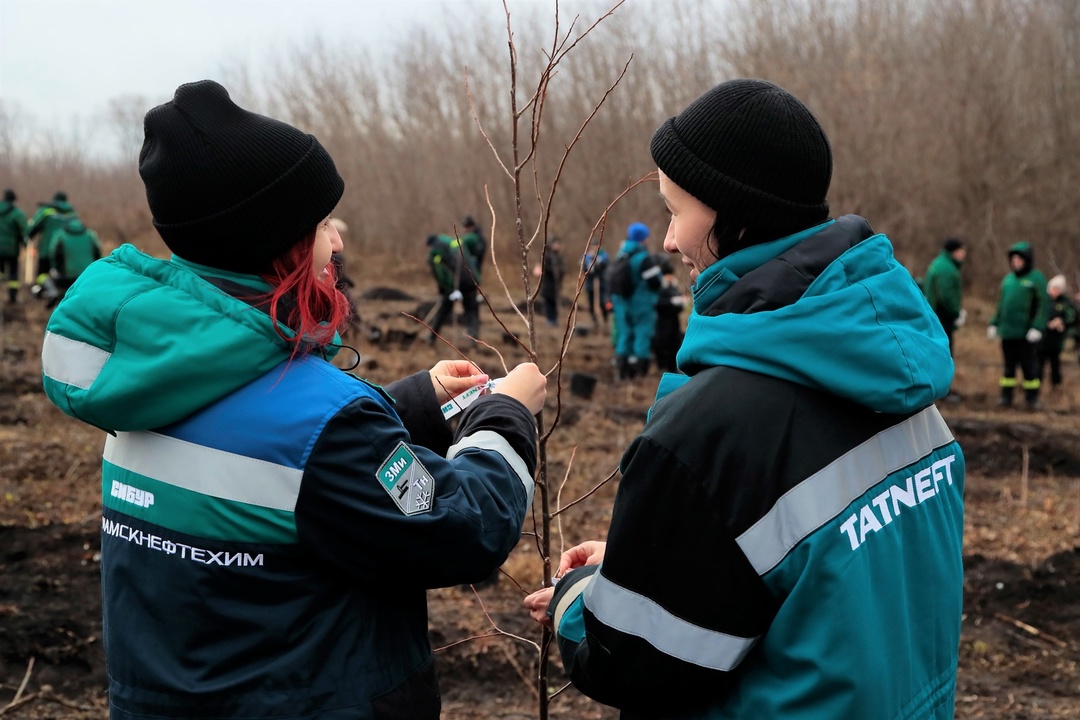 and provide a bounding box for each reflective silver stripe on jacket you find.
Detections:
[583,571,759,671]
[42,331,110,389]
[737,405,955,575]
[447,429,534,505]
[105,431,304,511]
